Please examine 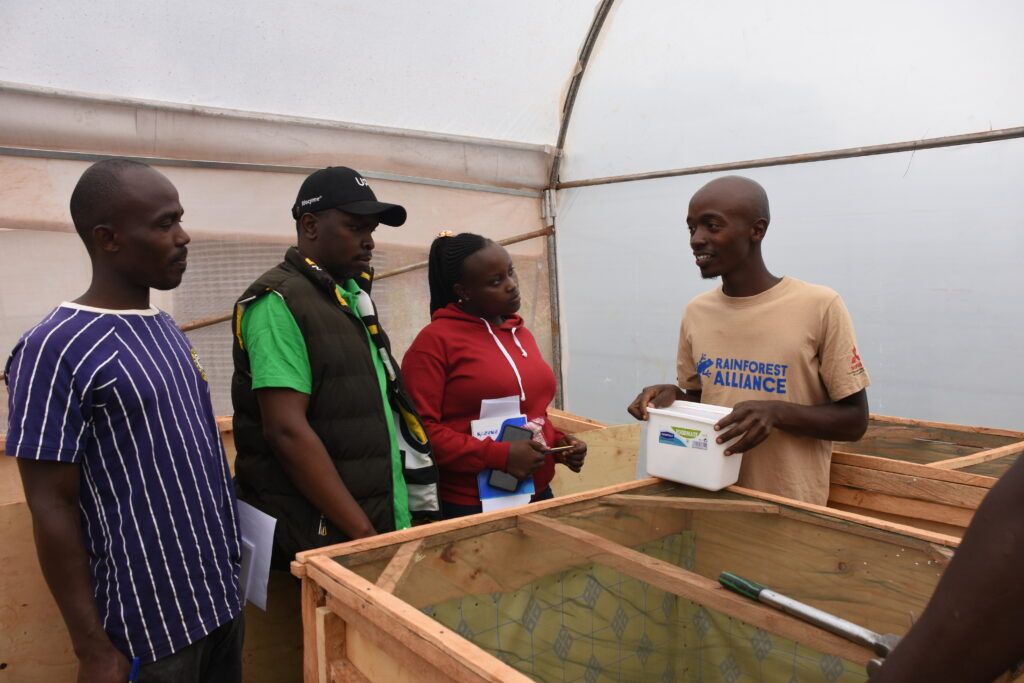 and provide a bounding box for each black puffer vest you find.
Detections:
[231,248,436,562]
